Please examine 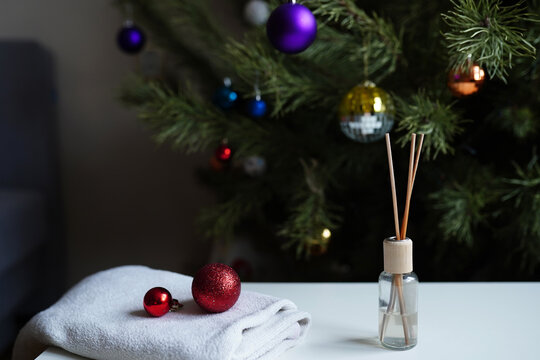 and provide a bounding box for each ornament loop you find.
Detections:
[170,299,183,312]
[362,80,376,88]
[254,71,261,100]
[123,4,134,22]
